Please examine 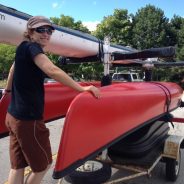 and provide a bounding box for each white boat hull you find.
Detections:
[0,4,133,58]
